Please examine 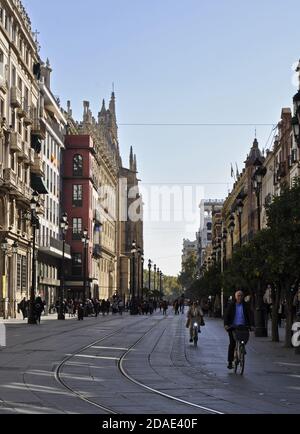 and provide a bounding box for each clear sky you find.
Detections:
[23,0,300,276]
